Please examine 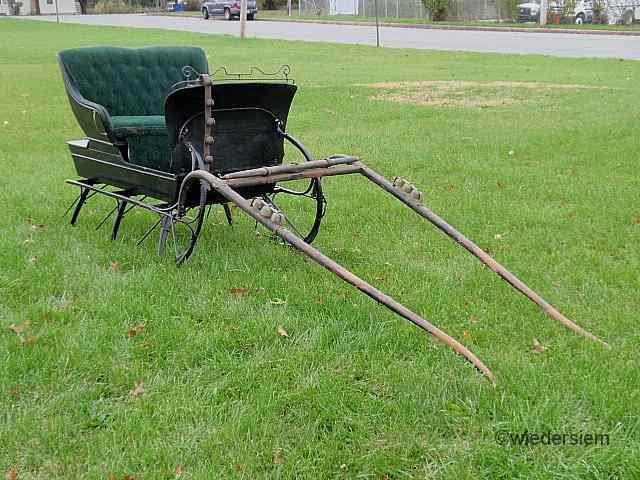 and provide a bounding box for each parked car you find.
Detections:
[518,0,542,22]
[201,0,257,20]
